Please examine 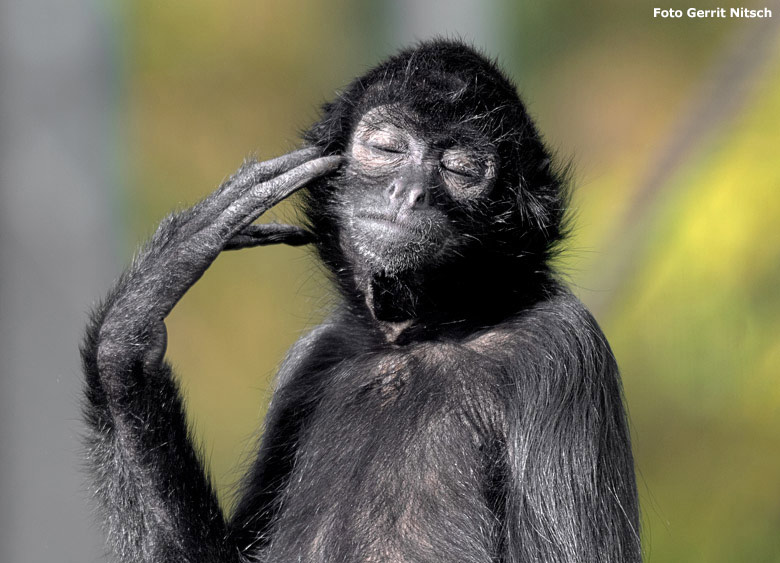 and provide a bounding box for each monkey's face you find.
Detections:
[332,105,498,276]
